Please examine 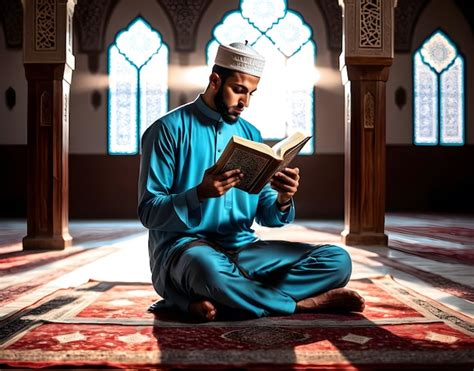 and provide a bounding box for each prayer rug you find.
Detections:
[1,276,473,369]
[0,246,117,308]
[351,254,474,302]
[0,226,146,323]
[388,225,474,245]
[265,224,474,302]
[386,226,474,265]
[293,222,474,266]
